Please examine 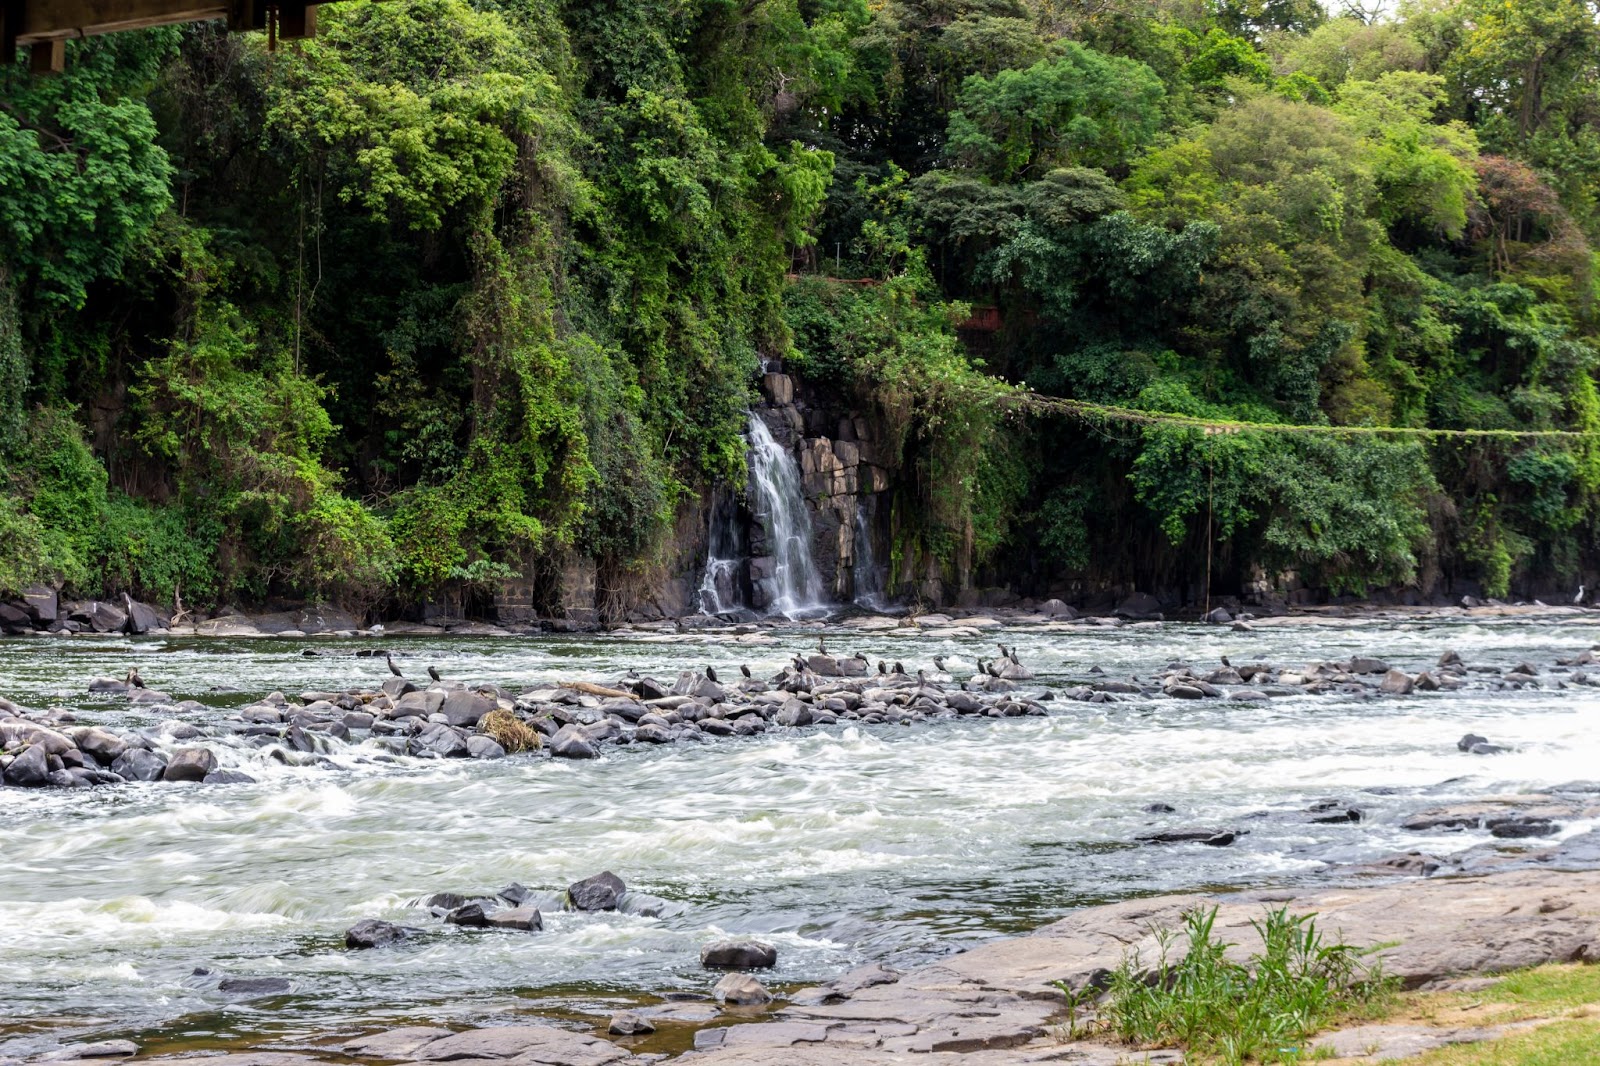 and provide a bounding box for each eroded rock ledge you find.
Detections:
[25,867,1600,1066]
